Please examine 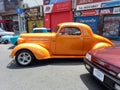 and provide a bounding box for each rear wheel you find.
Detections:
[15,50,35,66]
